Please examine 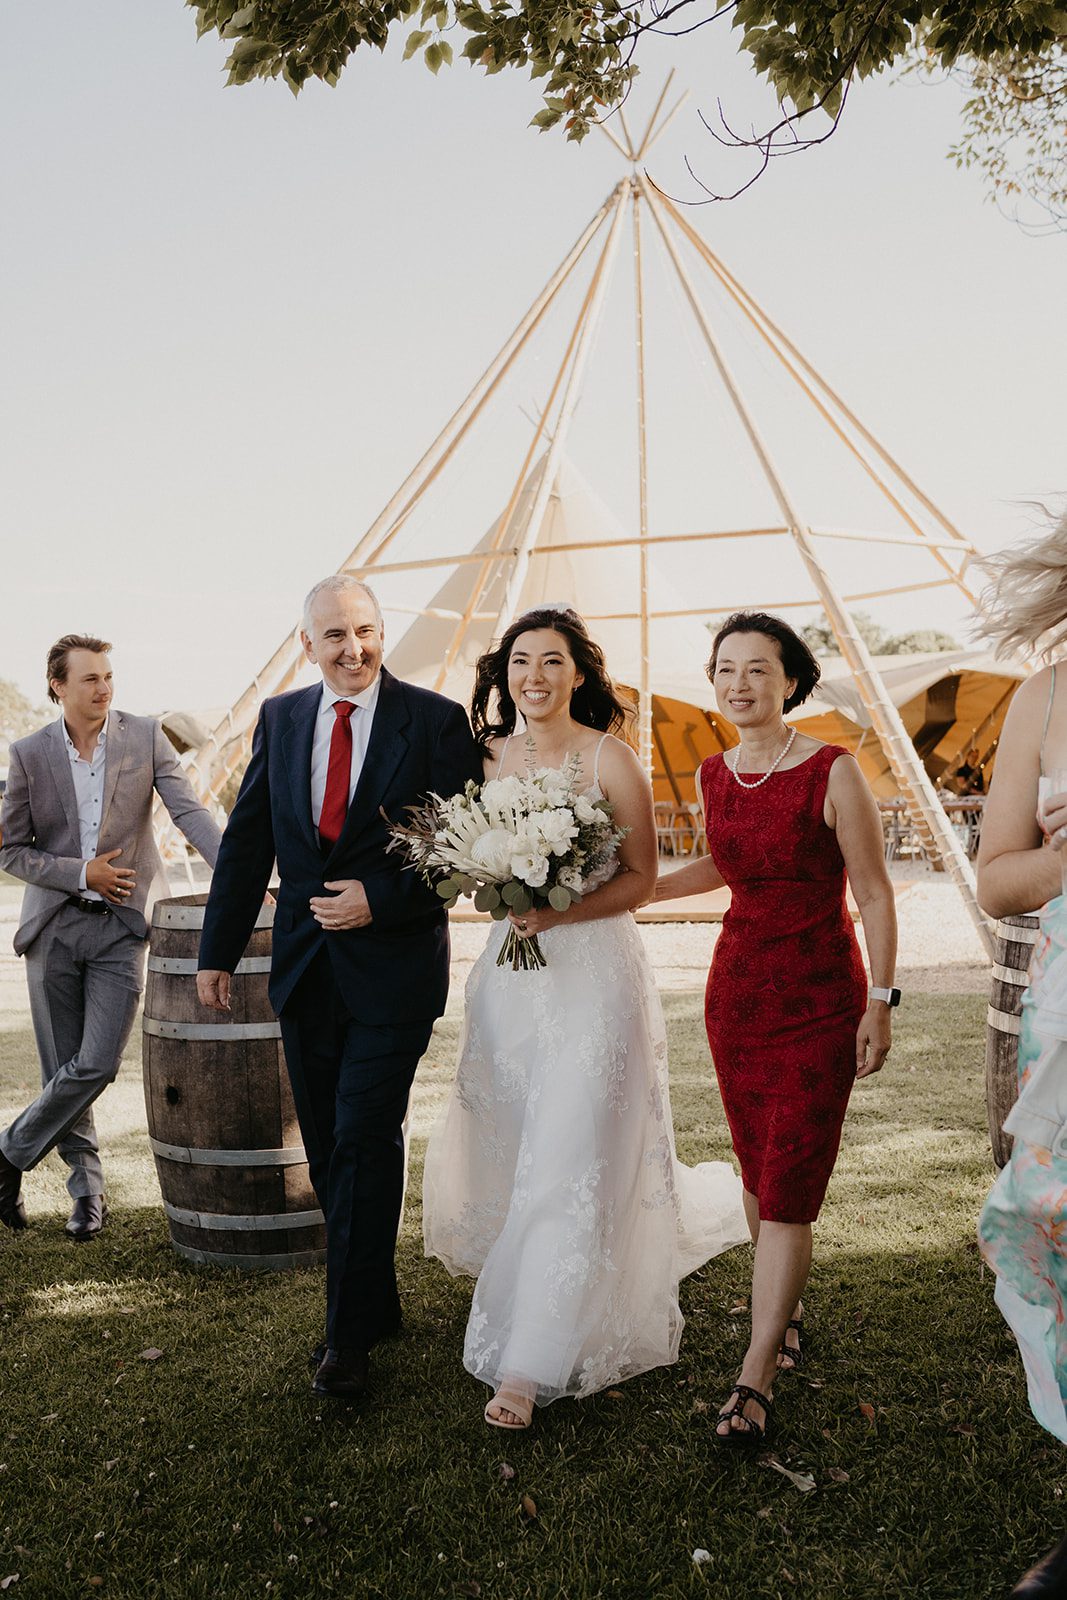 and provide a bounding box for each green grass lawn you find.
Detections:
[0,989,1058,1600]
